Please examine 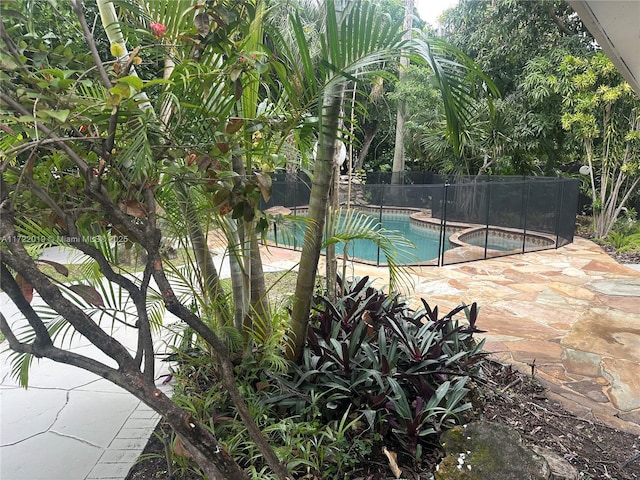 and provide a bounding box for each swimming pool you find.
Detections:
[270,212,443,264]
[269,210,555,266]
[263,175,577,266]
[452,226,555,253]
